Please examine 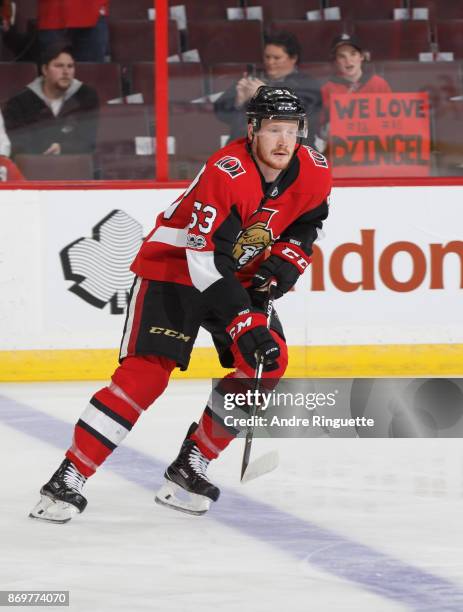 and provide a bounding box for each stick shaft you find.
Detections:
[240,288,275,481]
